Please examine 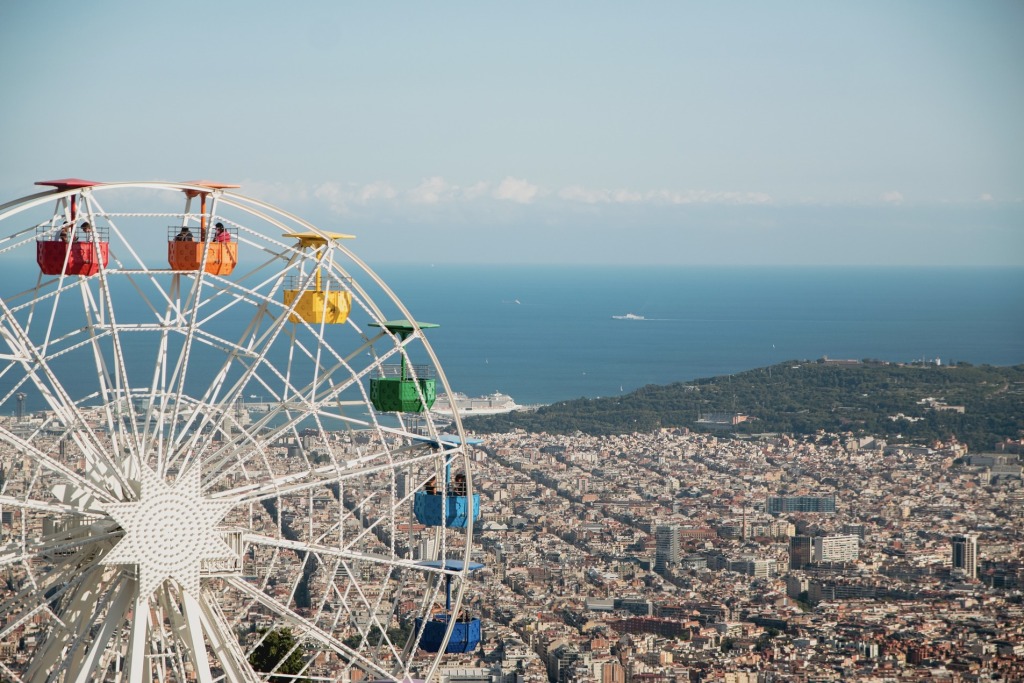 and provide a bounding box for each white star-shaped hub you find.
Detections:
[103,464,235,599]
